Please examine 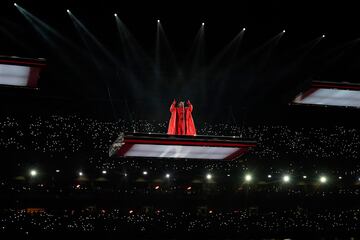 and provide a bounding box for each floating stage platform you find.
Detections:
[0,55,46,89]
[109,132,256,161]
[292,81,360,108]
